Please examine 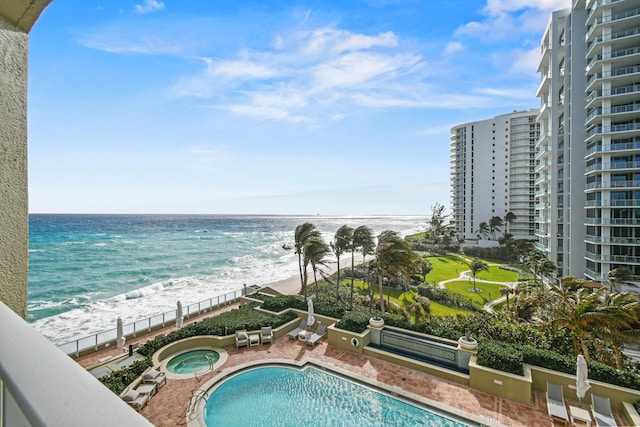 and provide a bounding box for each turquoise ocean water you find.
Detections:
[28,214,424,345]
